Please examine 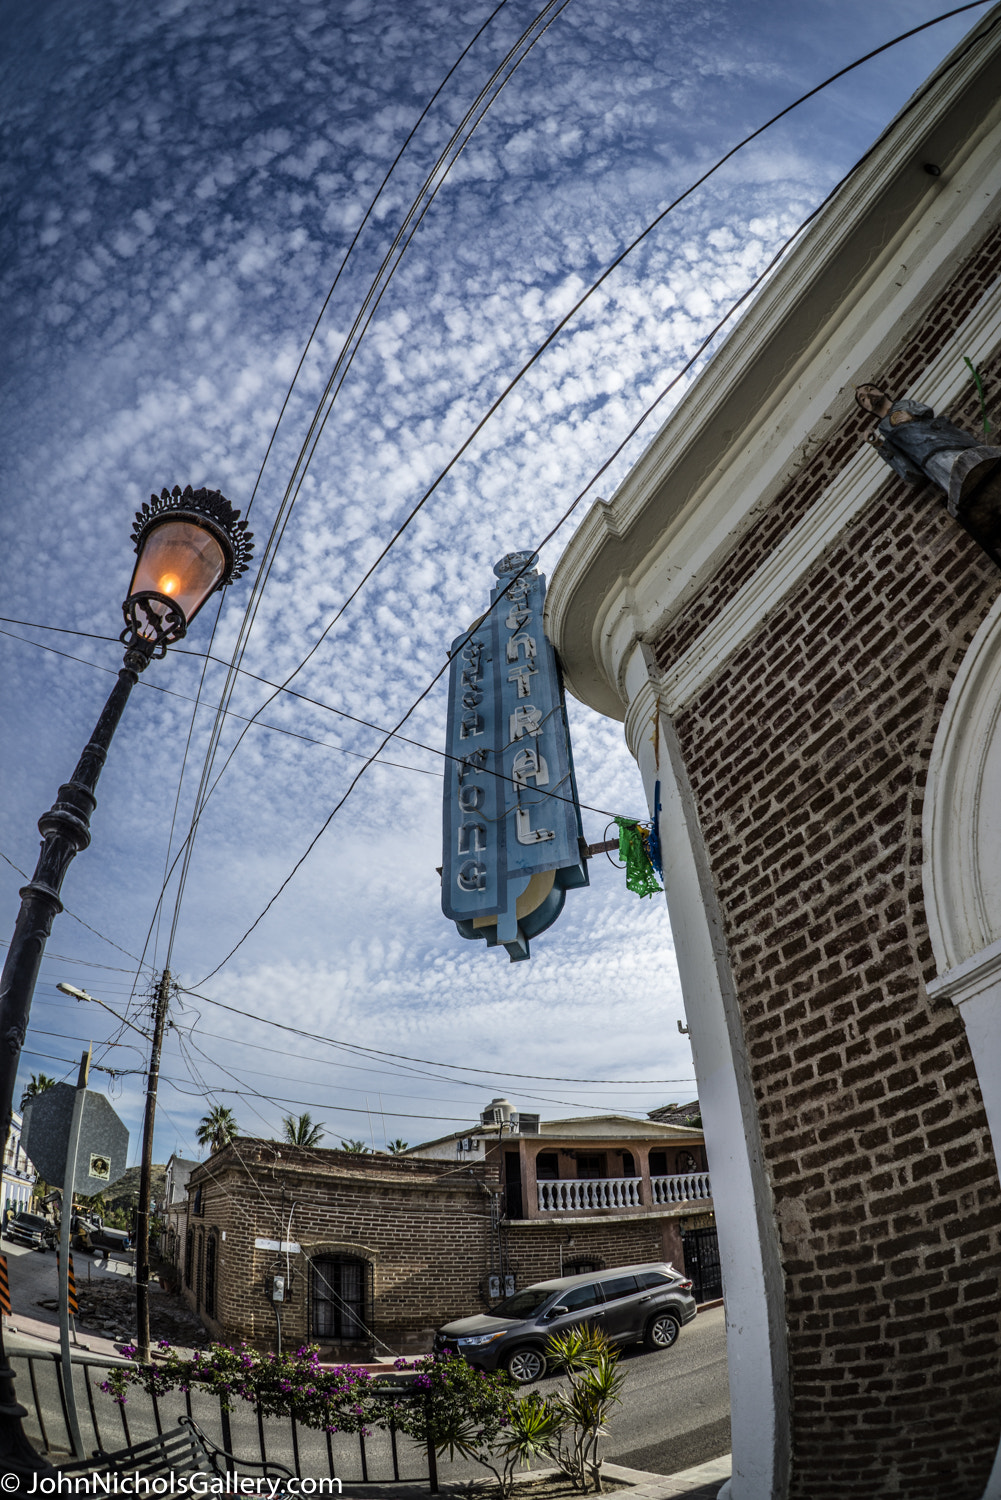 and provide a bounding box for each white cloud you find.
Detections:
[0,0,979,1159]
